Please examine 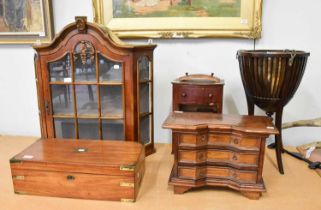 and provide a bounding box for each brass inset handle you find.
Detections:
[67,175,75,181]
[209,102,215,106]
[181,93,187,97]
